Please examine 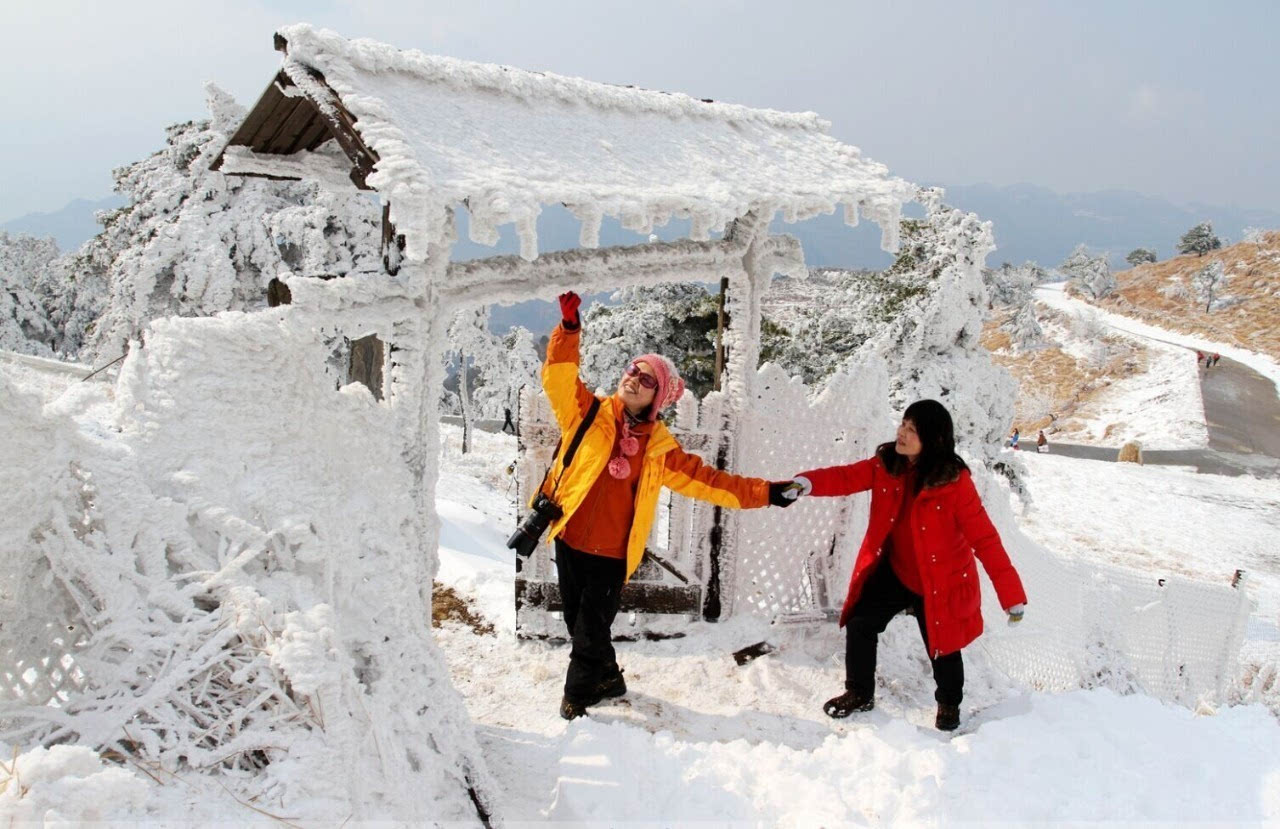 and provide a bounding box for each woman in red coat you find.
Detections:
[783,399,1027,731]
